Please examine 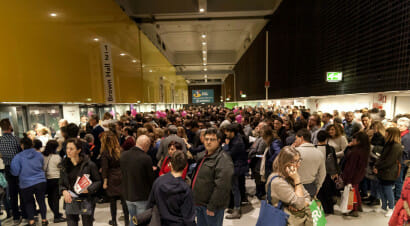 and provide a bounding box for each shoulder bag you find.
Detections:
[64,160,94,215]
[256,175,289,226]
